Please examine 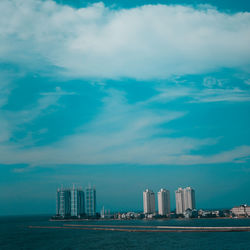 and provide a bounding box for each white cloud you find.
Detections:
[203,77,224,88]
[244,79,250,85]
[40,86,76,96]
[0,71,17,142]
[191,88,250,103]
[0,70,23,108]
[0,86,65,145]
[175,145,250,165]
[1,88,249,167]
[0,1,249,167]
[146,85,250,104]
[0,0,249,79]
